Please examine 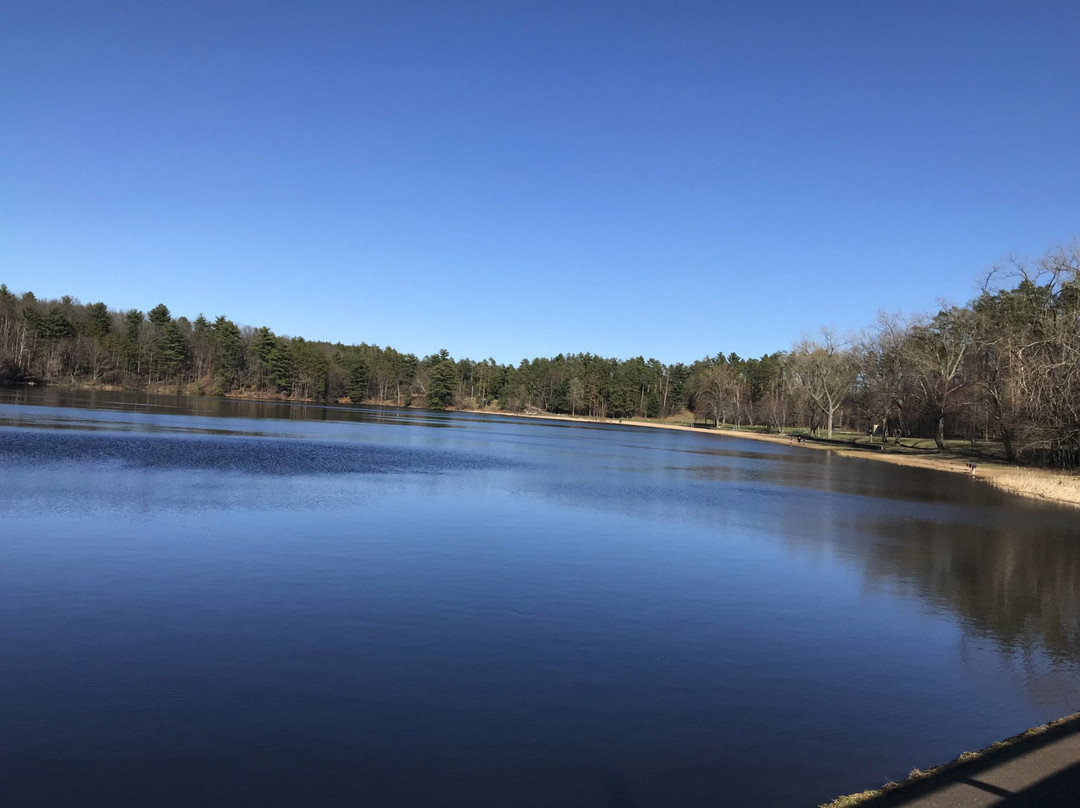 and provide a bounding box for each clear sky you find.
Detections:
[3,1,1078,365]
